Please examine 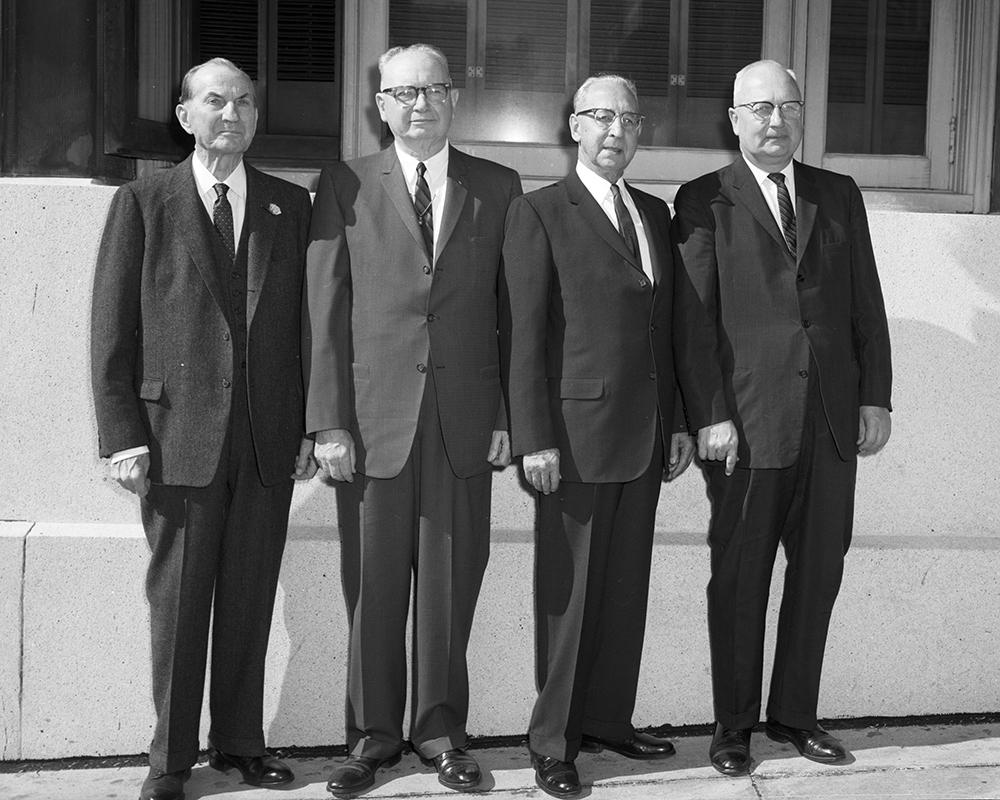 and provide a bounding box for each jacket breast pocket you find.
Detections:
[557,377,604,400]
[138,378,163,401]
